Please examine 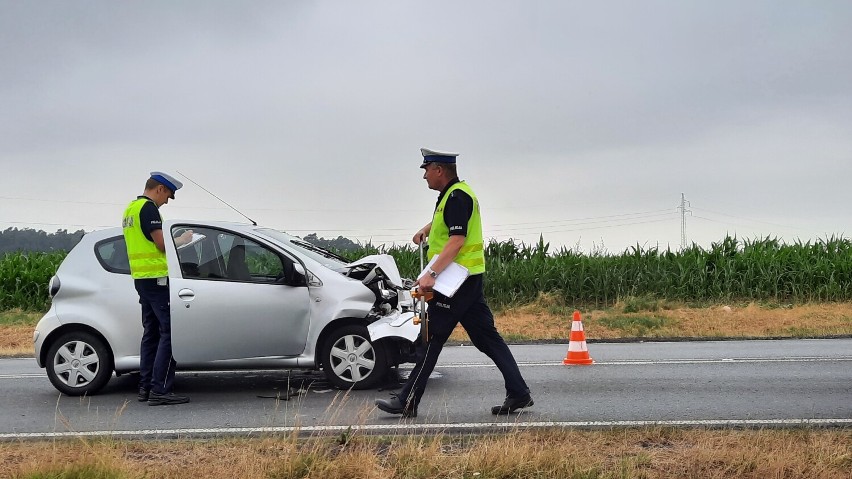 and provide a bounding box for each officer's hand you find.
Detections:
[413,230,426,245]
[417,275,436,292]
[178,230,194,245]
